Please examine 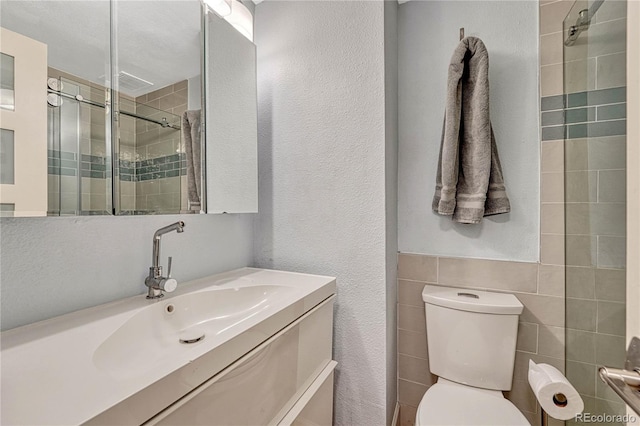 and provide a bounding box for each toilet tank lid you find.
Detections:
[422,285,523,315]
